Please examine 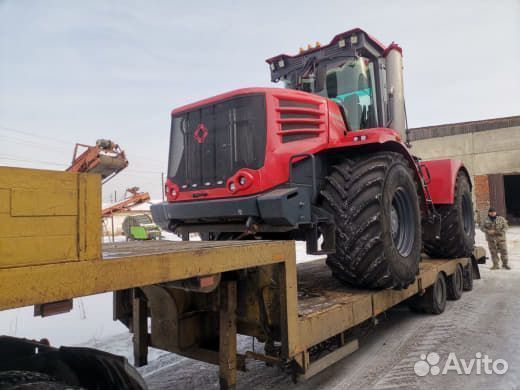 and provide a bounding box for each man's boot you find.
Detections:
[490,265,500,270]
[503,264,511,270]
